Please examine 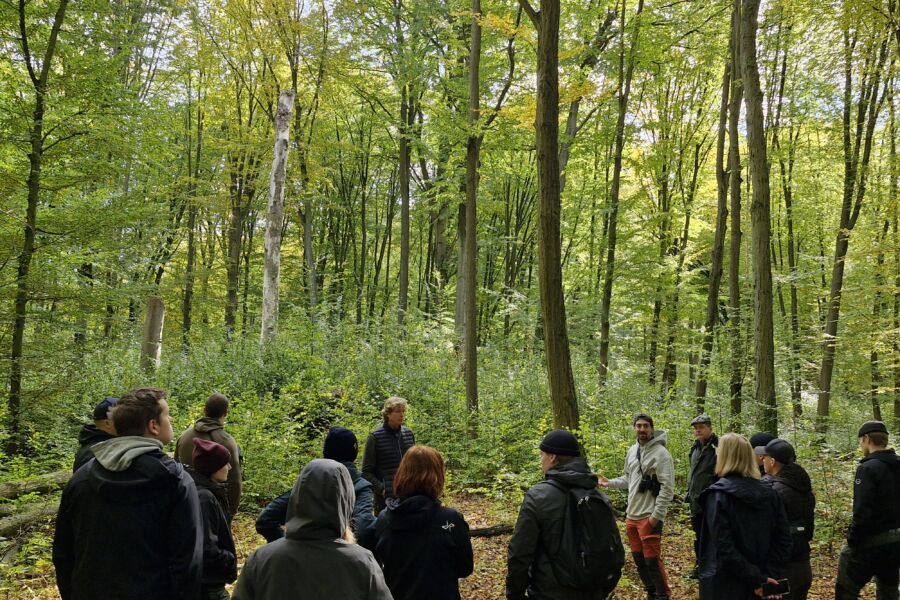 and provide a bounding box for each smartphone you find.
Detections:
[761,578,790,596]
